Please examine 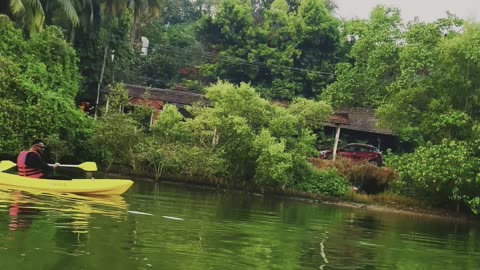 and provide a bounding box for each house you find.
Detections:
[103,84,209,123]
[124,84,209,113]
[324,107,396,152]
[109,84,397,151]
